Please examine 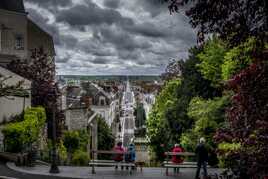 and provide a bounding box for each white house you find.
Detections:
[82,83,119,127]
[0,66,31,123]
[0,0,55,121]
